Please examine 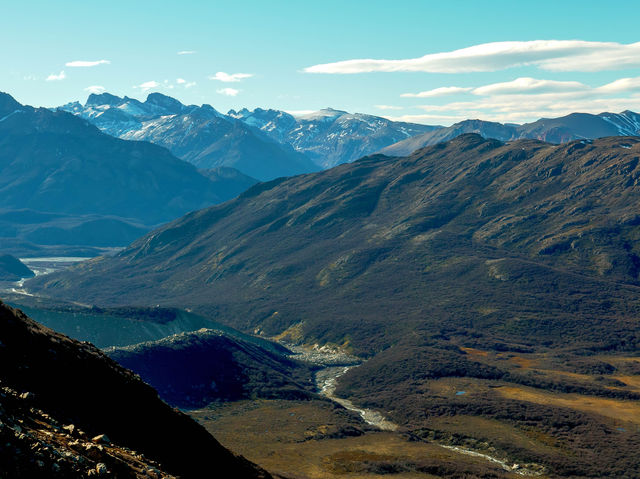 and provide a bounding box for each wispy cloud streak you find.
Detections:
[305,41,640,74]
[66,60,110,67]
